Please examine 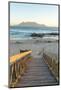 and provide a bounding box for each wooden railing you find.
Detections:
[43,52,59,81]
[9,50,32,87]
